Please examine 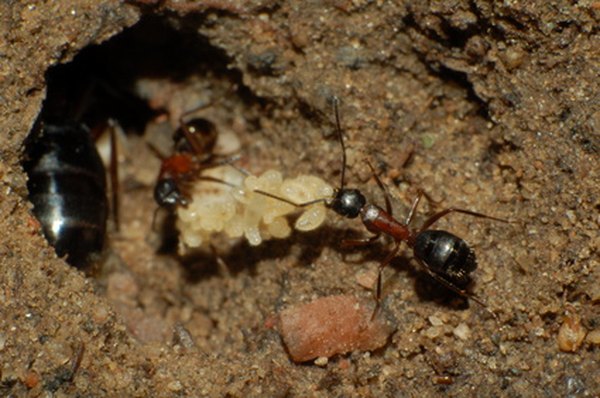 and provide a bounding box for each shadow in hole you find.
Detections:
[175,224,355,284]
[40,14,265,134]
